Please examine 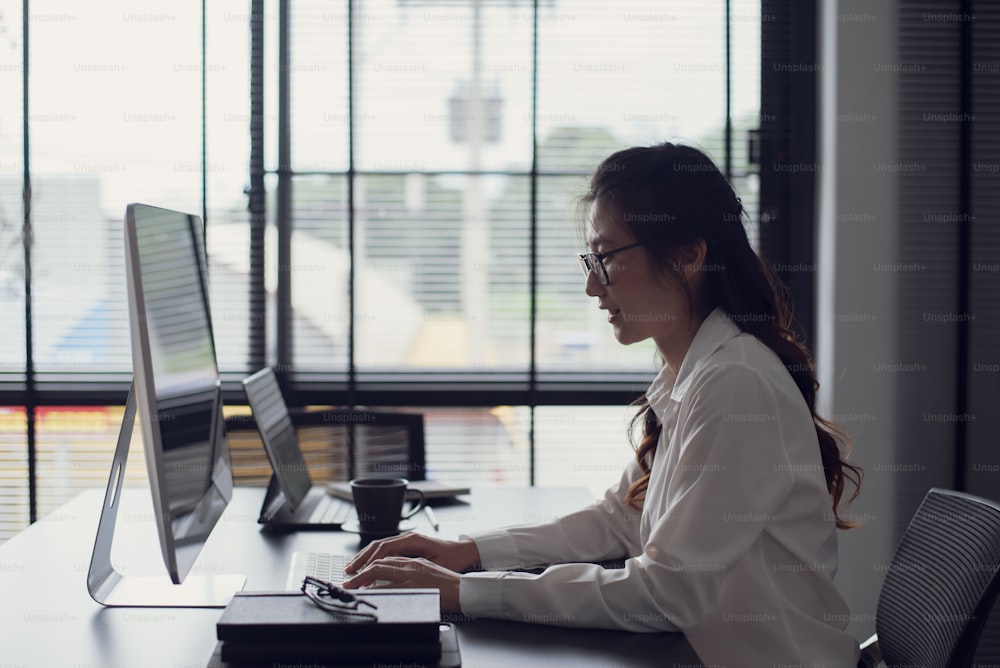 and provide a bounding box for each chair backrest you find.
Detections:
[291,409,426,482]
[877,488,1000,668]
[225,370,426,485]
